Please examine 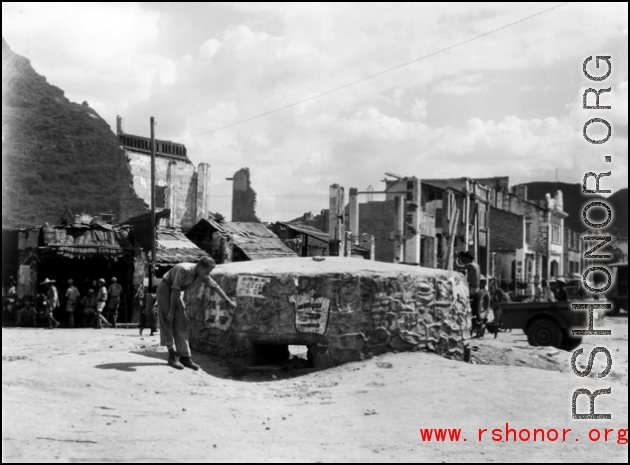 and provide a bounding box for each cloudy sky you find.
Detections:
[3,2,628,221]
